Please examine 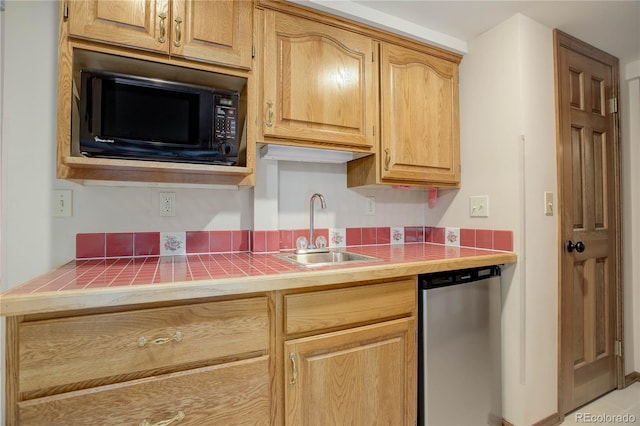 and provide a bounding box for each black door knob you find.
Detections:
[567,240,585,253]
